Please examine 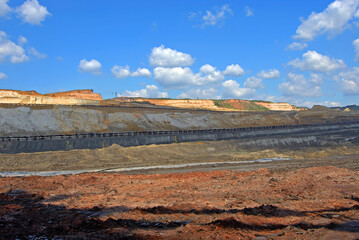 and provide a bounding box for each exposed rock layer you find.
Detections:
[0,89,102,105]
[0,105,357,136]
